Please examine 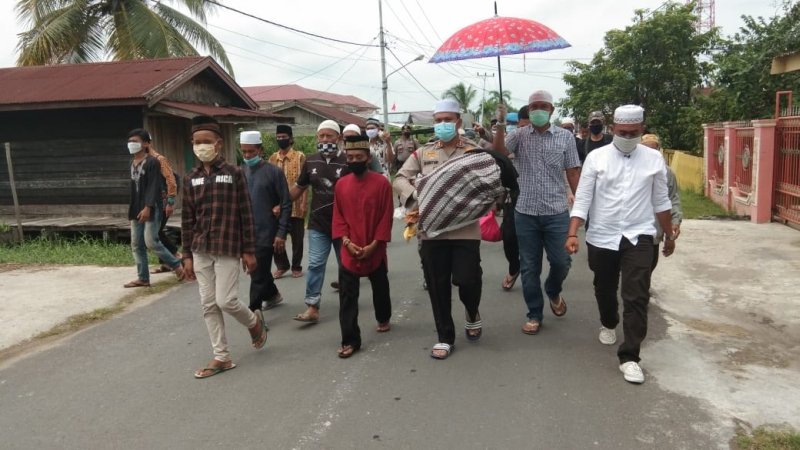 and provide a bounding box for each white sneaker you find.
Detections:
[619,361,645,384]
[598,326,617,345]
